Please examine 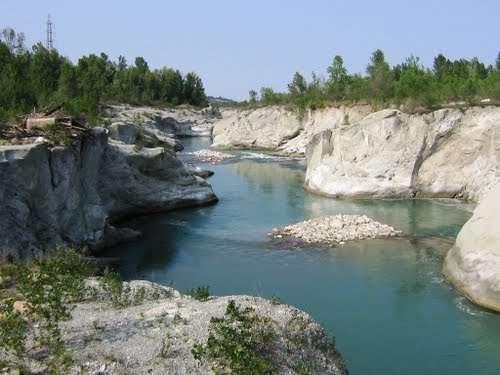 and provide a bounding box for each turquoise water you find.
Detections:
[104,138,500,375]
